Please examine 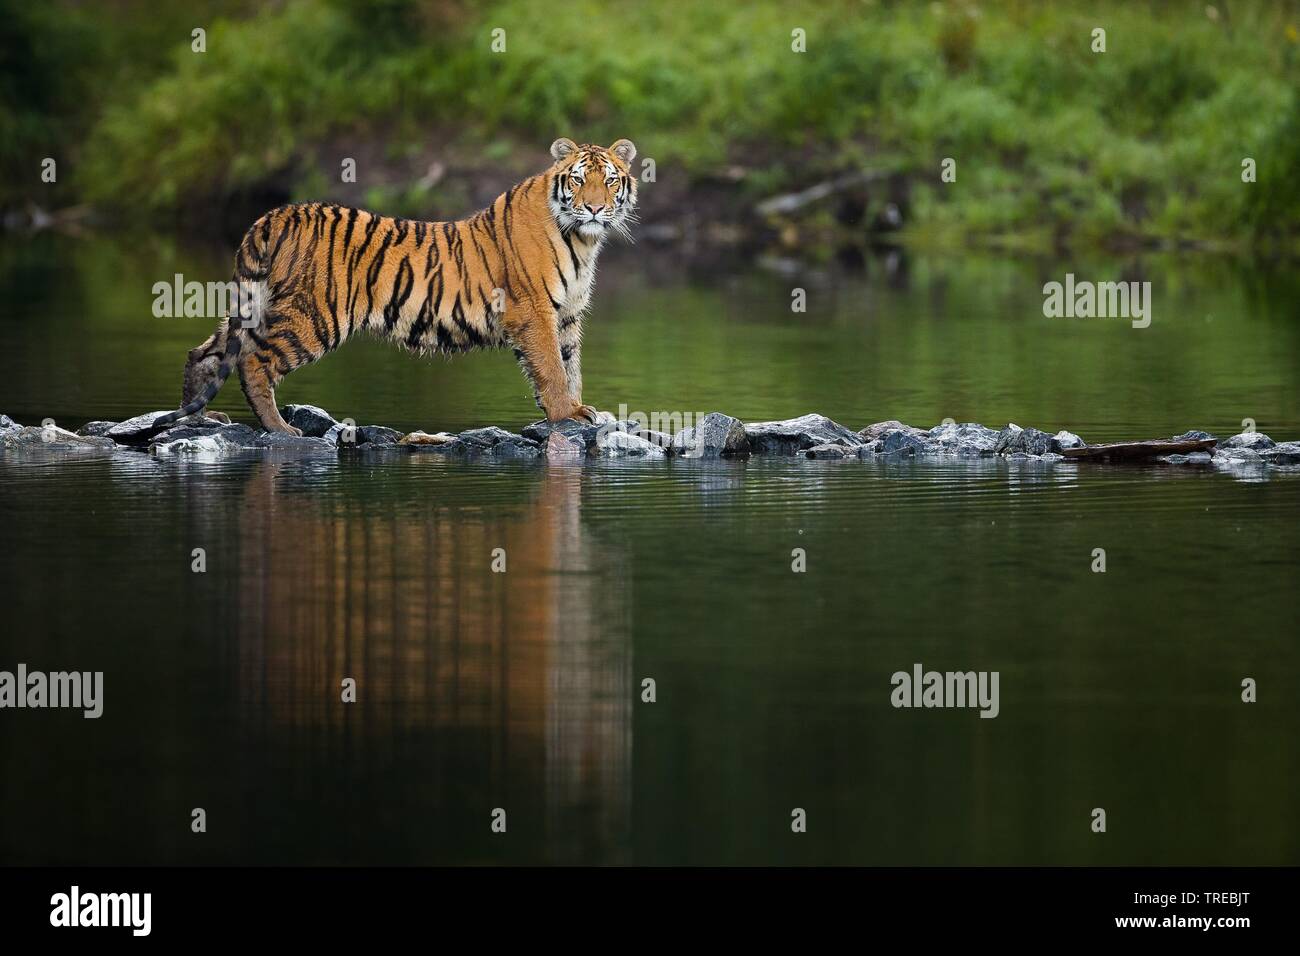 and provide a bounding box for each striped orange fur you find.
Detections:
[173,138,638,434]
